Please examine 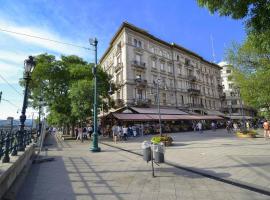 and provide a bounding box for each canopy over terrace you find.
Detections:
[110,113,223,121]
